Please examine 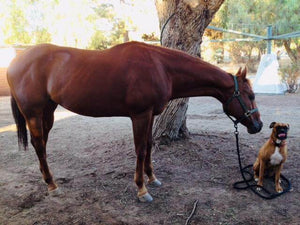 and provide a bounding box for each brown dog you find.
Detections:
[253,122,289,193]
